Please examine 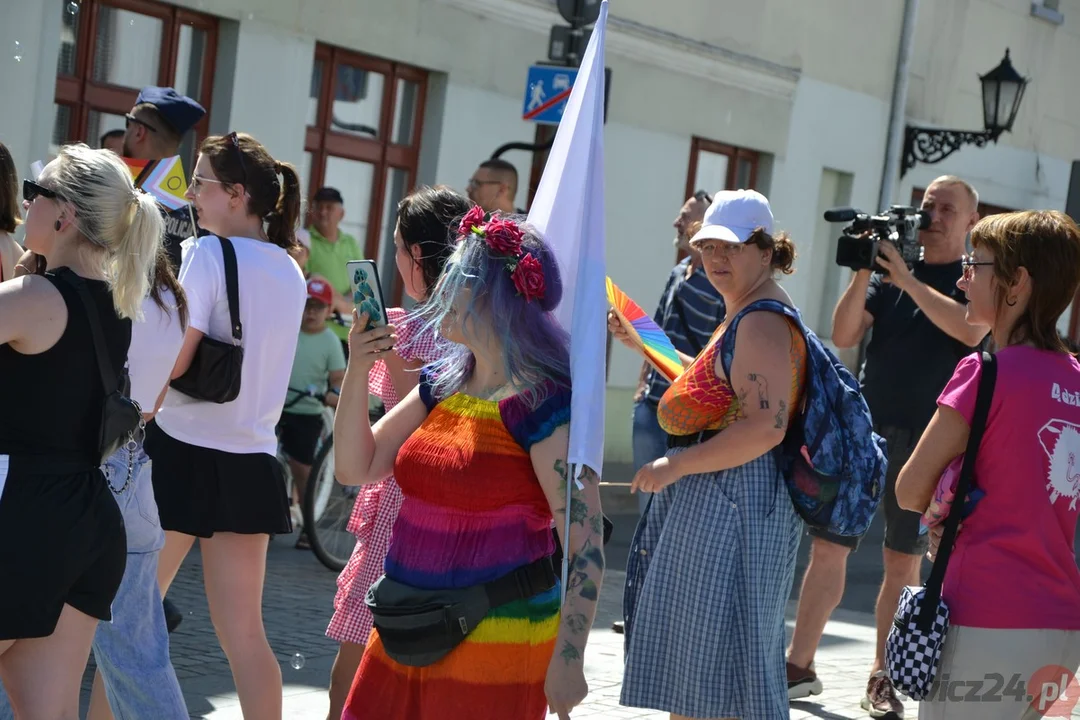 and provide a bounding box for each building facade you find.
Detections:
[2,0,1077,465]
